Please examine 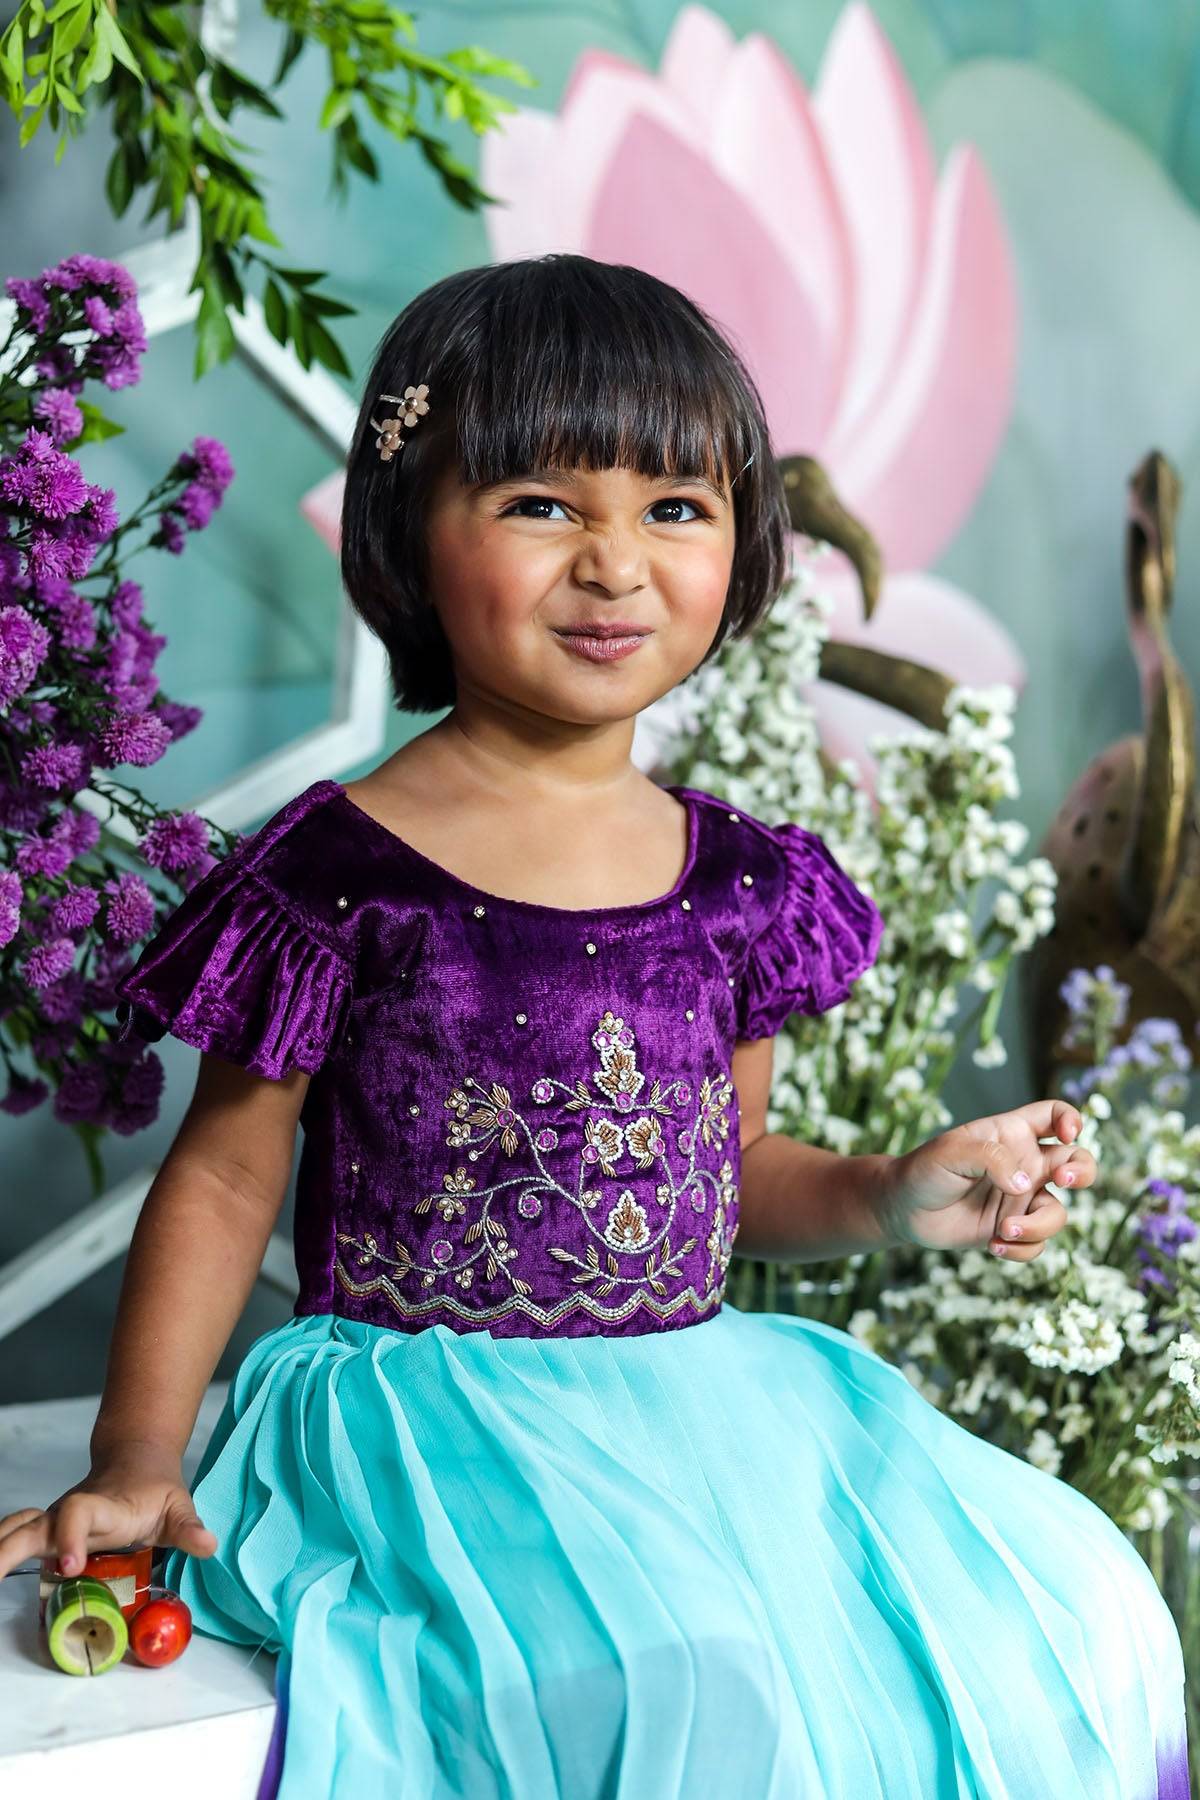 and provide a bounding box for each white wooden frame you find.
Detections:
[1,16,392,1340]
